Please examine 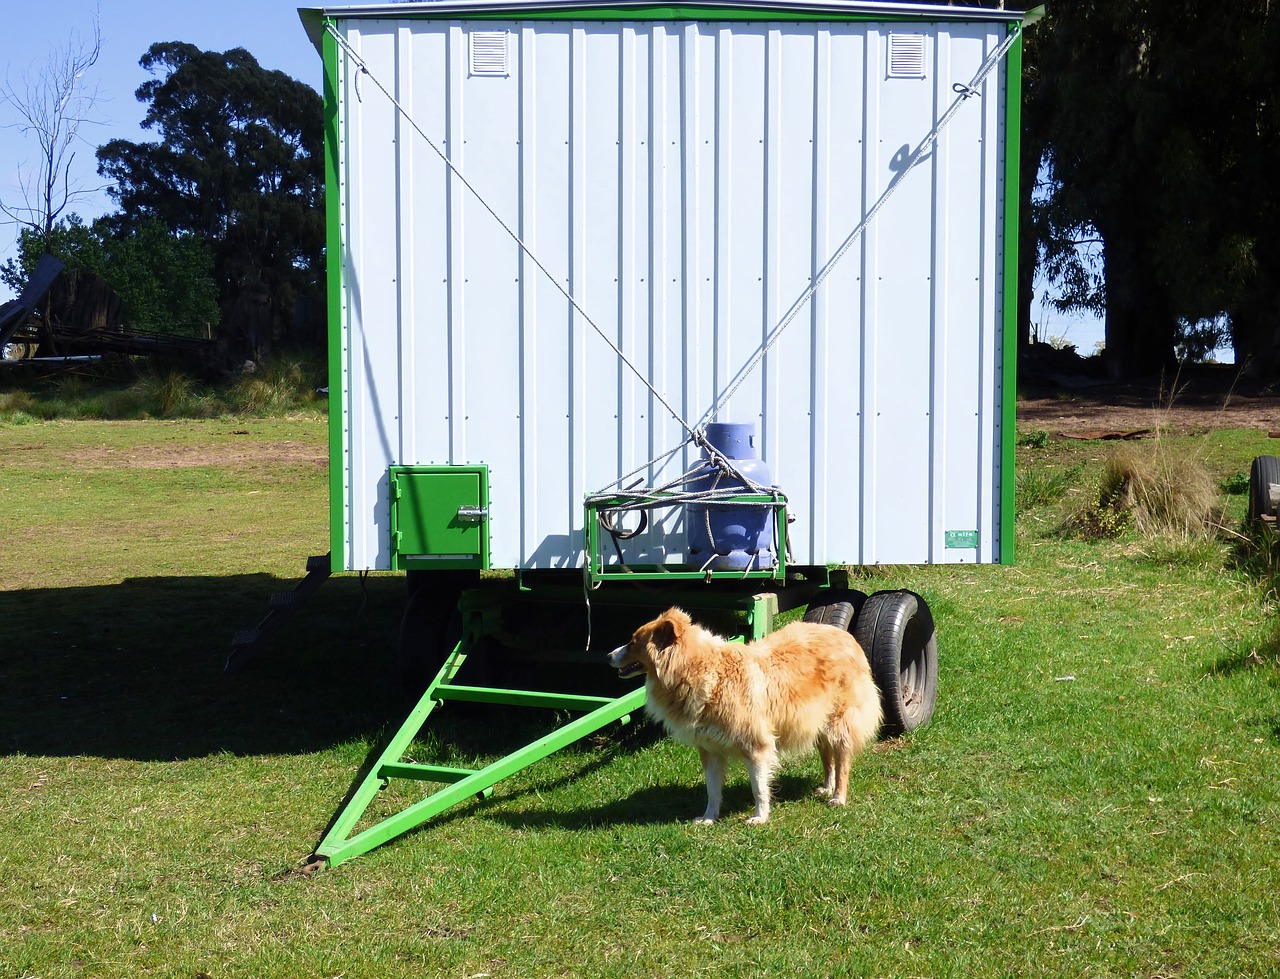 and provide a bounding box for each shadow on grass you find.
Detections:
[0,573,409,760]
[1207,618,1280,678]
[484,772,819,830]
